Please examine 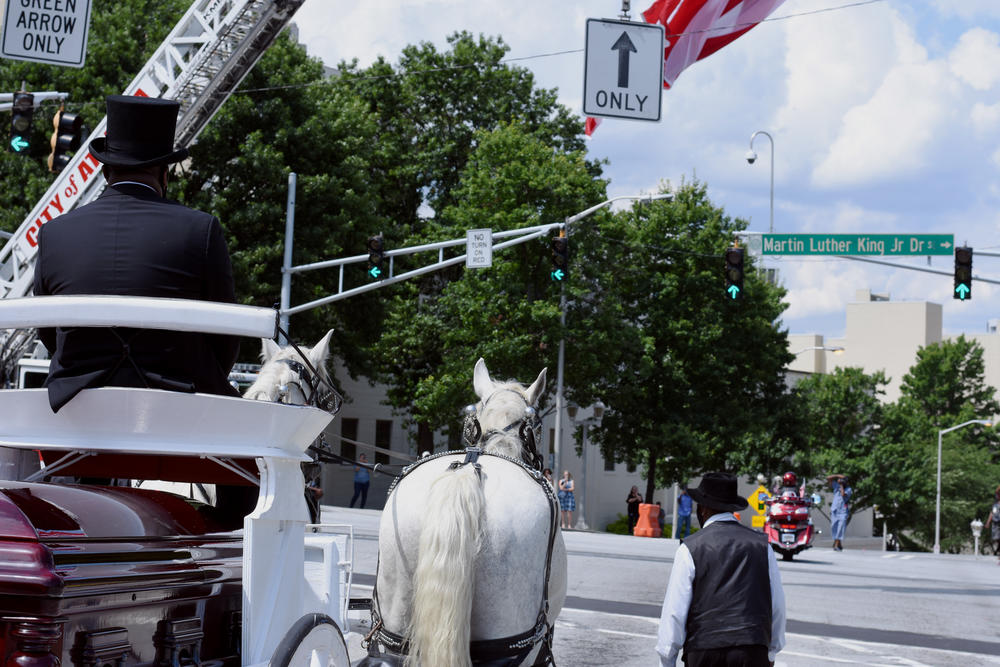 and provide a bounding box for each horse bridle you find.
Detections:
[274,357,343,415]
[462,389,544,471]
